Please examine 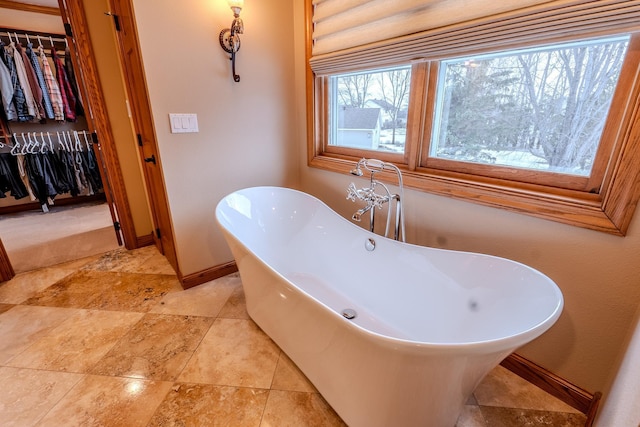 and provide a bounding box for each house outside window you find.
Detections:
[330,67,411,153]
[334,107,382,150]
